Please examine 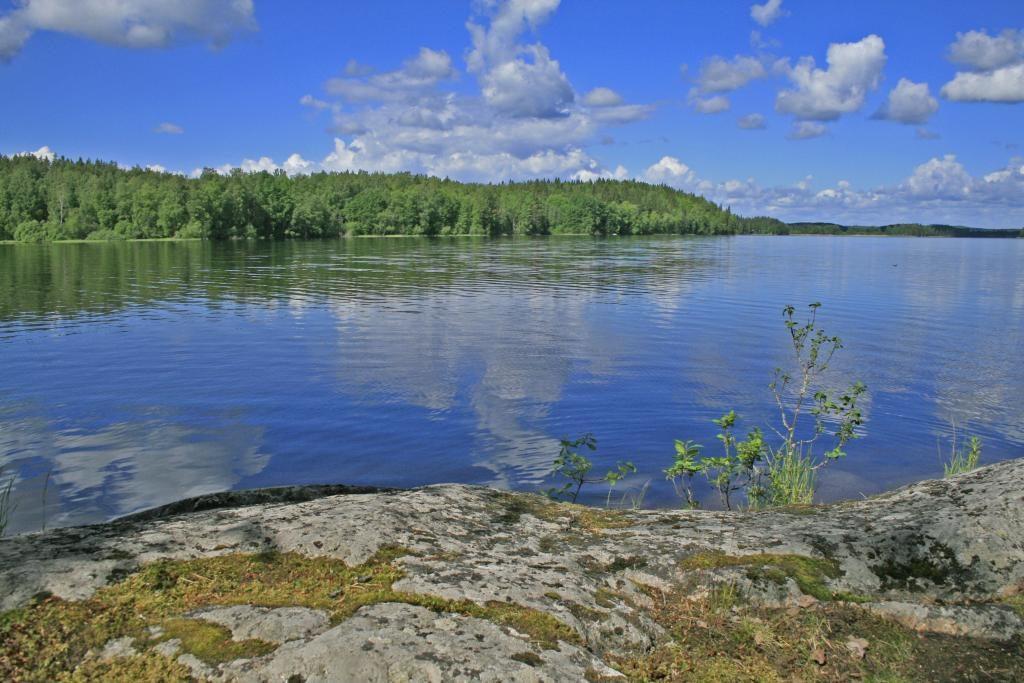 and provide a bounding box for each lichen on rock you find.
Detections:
[2,459,1023,680]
